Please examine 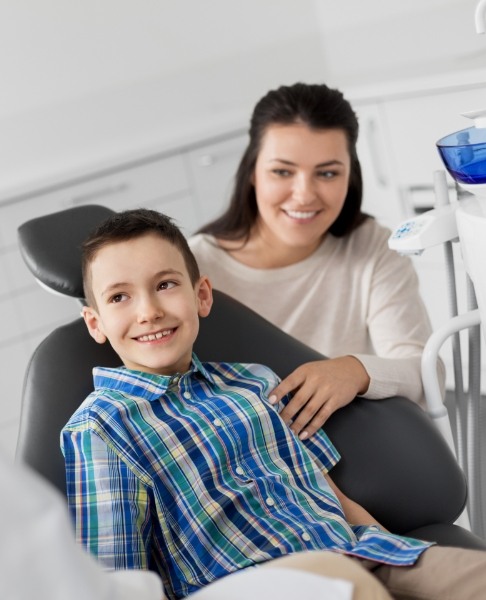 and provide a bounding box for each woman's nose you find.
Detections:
[293,174,316,204]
